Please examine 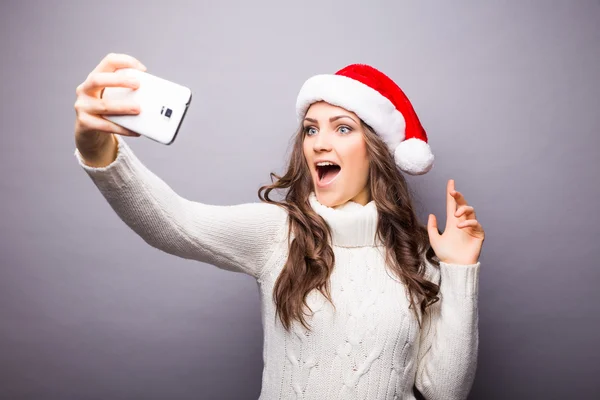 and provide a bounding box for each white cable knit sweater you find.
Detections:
[74,134,480,400]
